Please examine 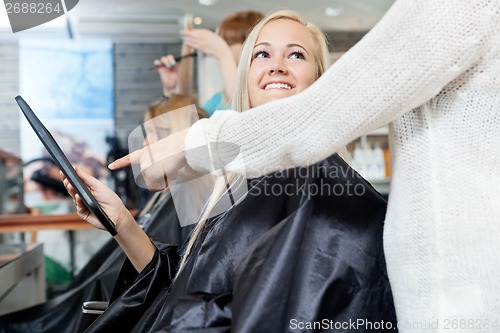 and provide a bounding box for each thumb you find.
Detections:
[75,166,101,190]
